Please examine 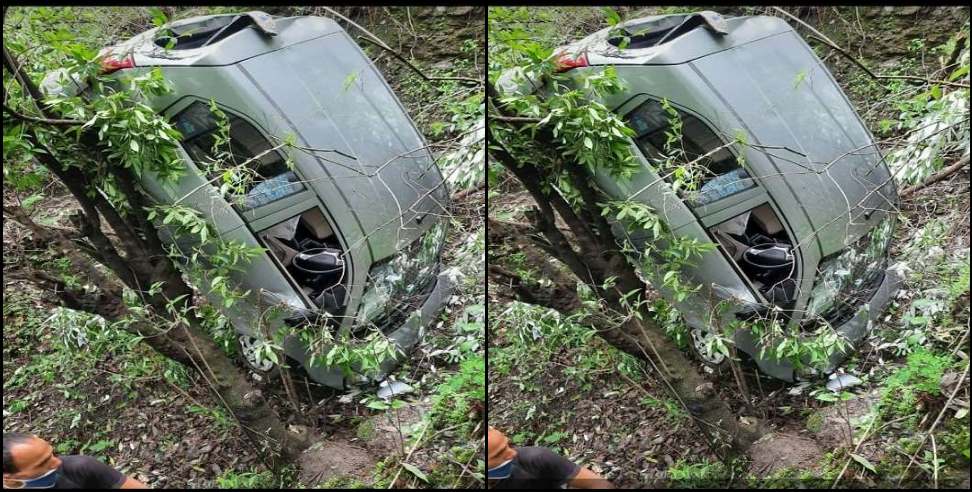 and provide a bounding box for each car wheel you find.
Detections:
[688,326,730,374]
[238,335,278,375]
